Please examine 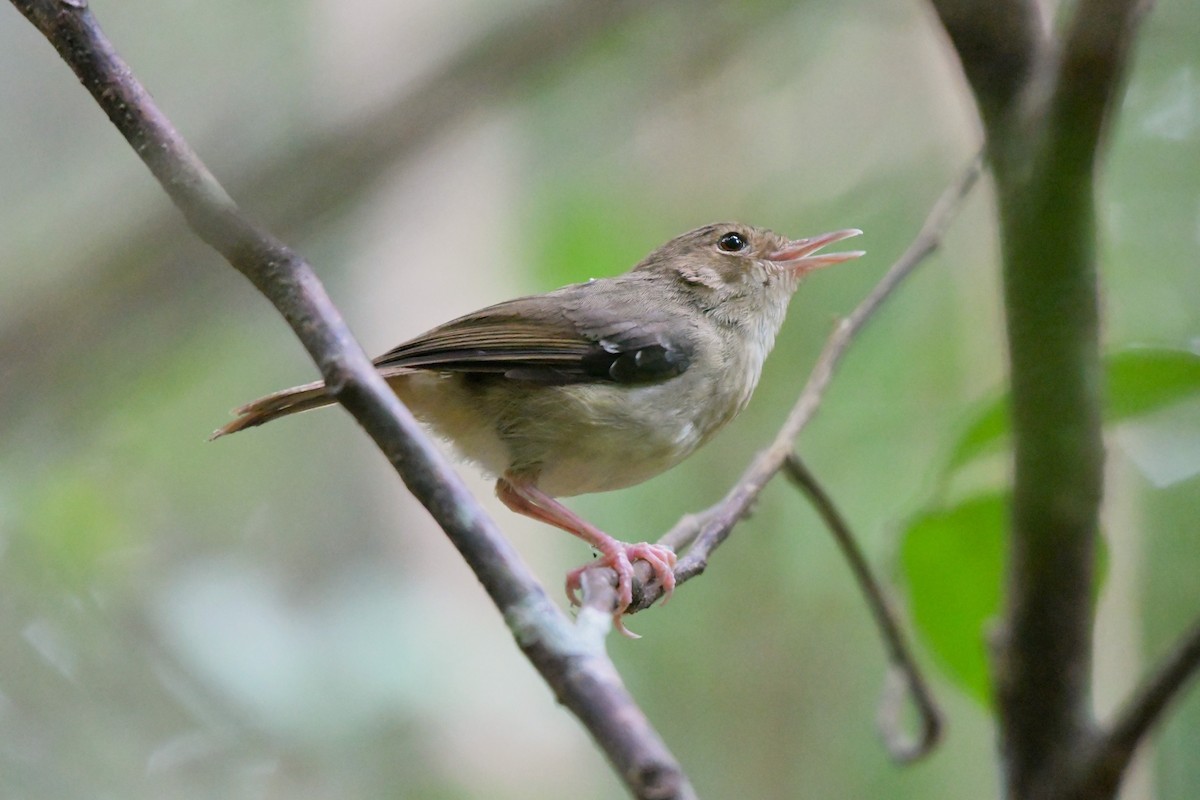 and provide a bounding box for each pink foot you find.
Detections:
[566,541,677,636]
[493,476,678,637]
